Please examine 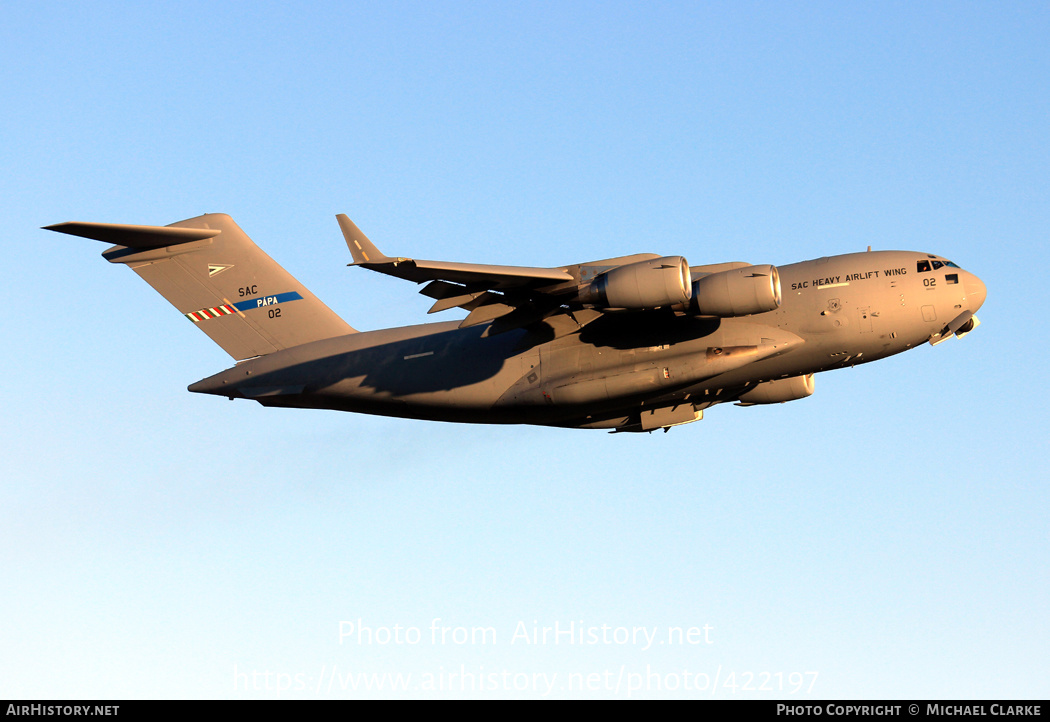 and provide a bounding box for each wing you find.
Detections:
[338,215,585,333]
[338,215,571,288]
[336,214,758,335]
